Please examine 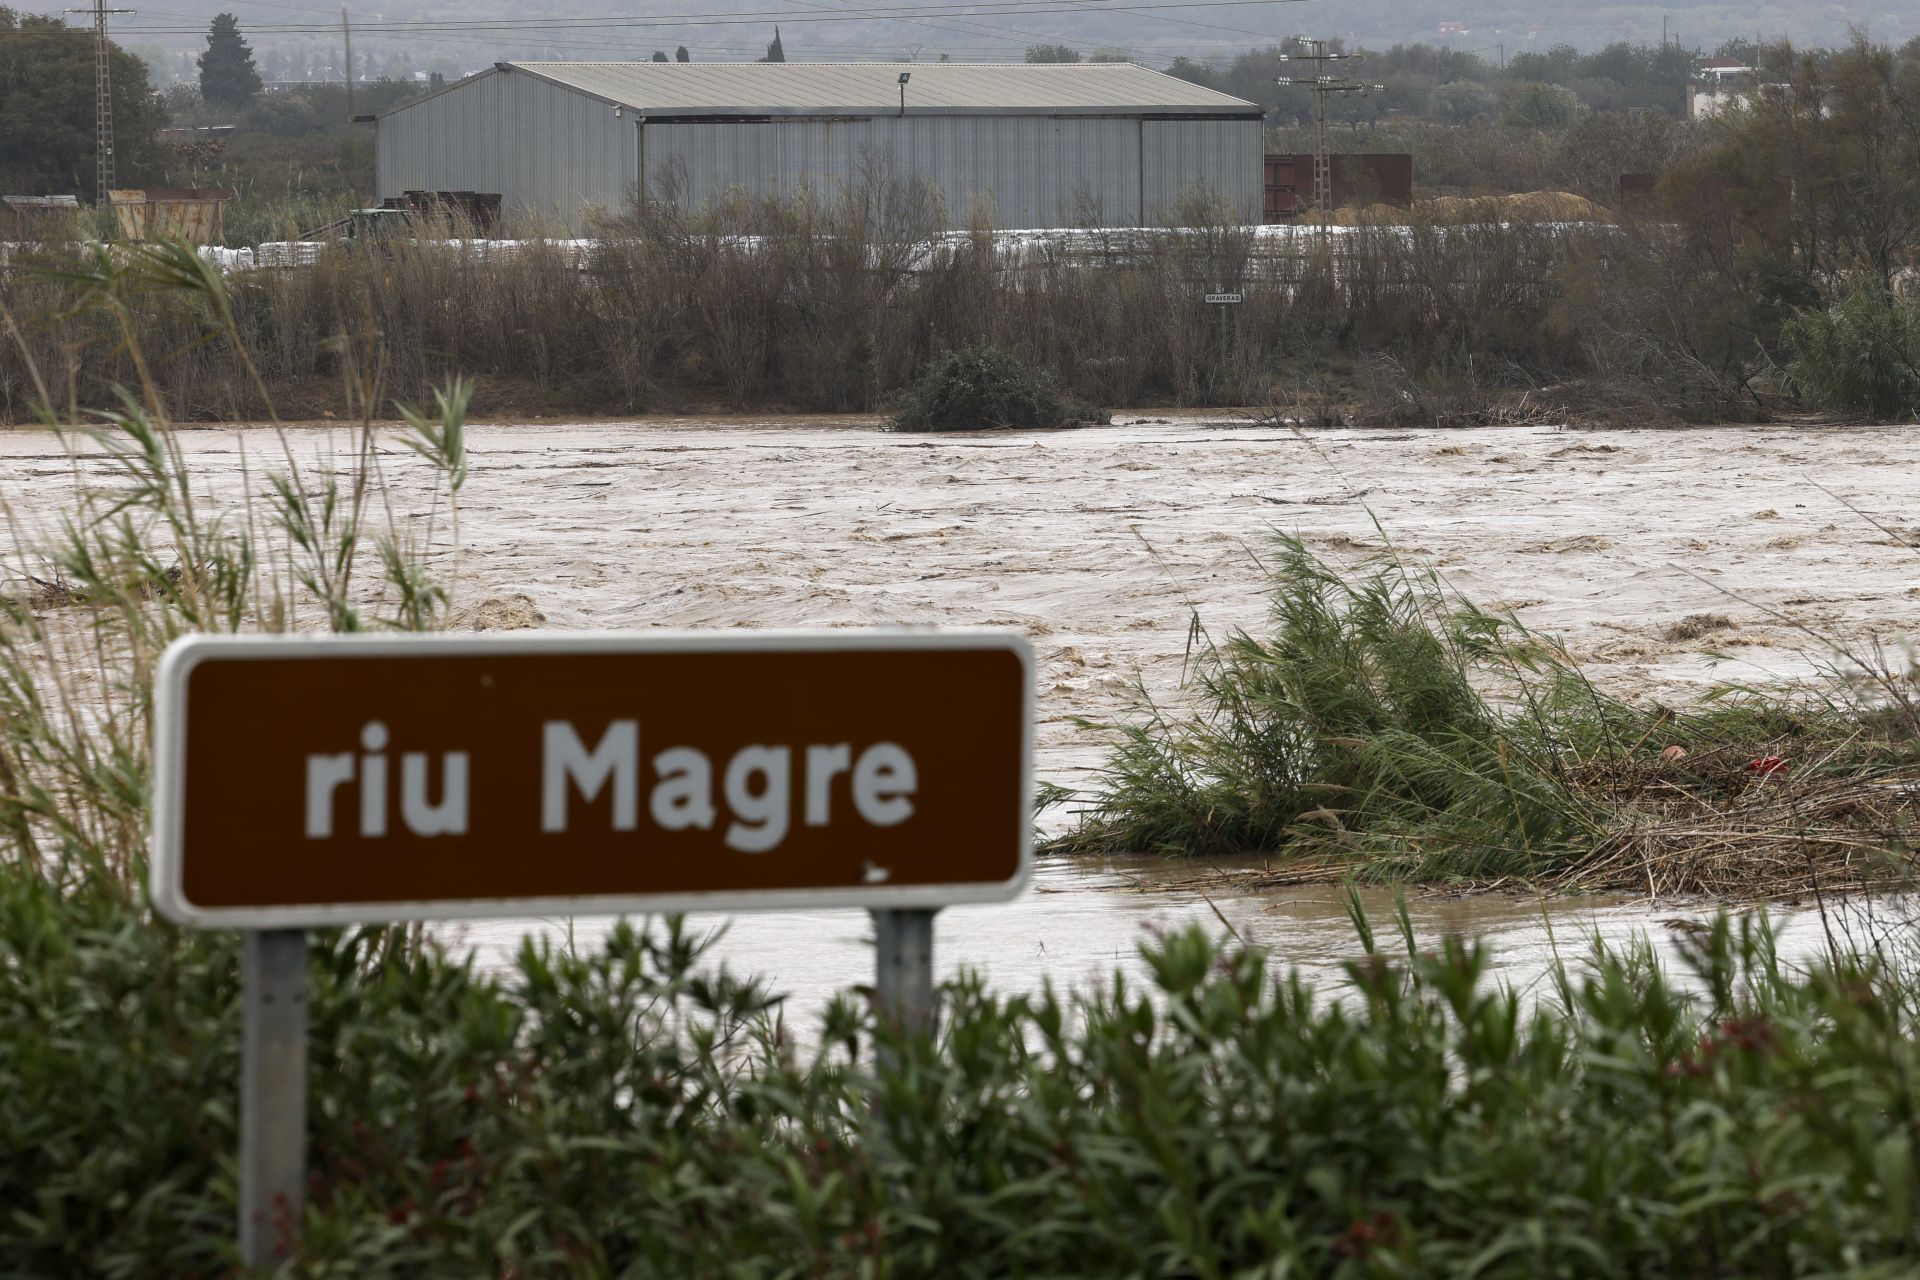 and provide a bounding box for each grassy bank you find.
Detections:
[1049,538,1920,895]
